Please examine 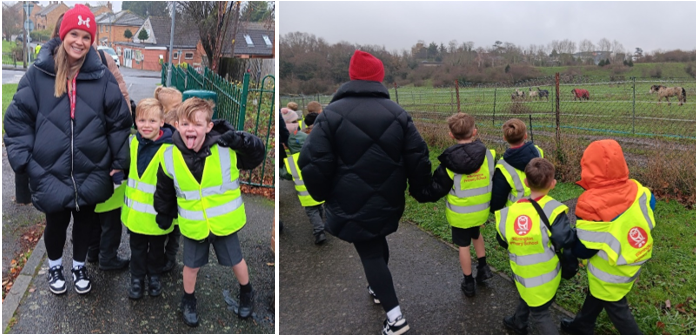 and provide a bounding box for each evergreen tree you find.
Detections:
[138,29,149,41]
[124,29,133,39]
[505,64,510,73]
